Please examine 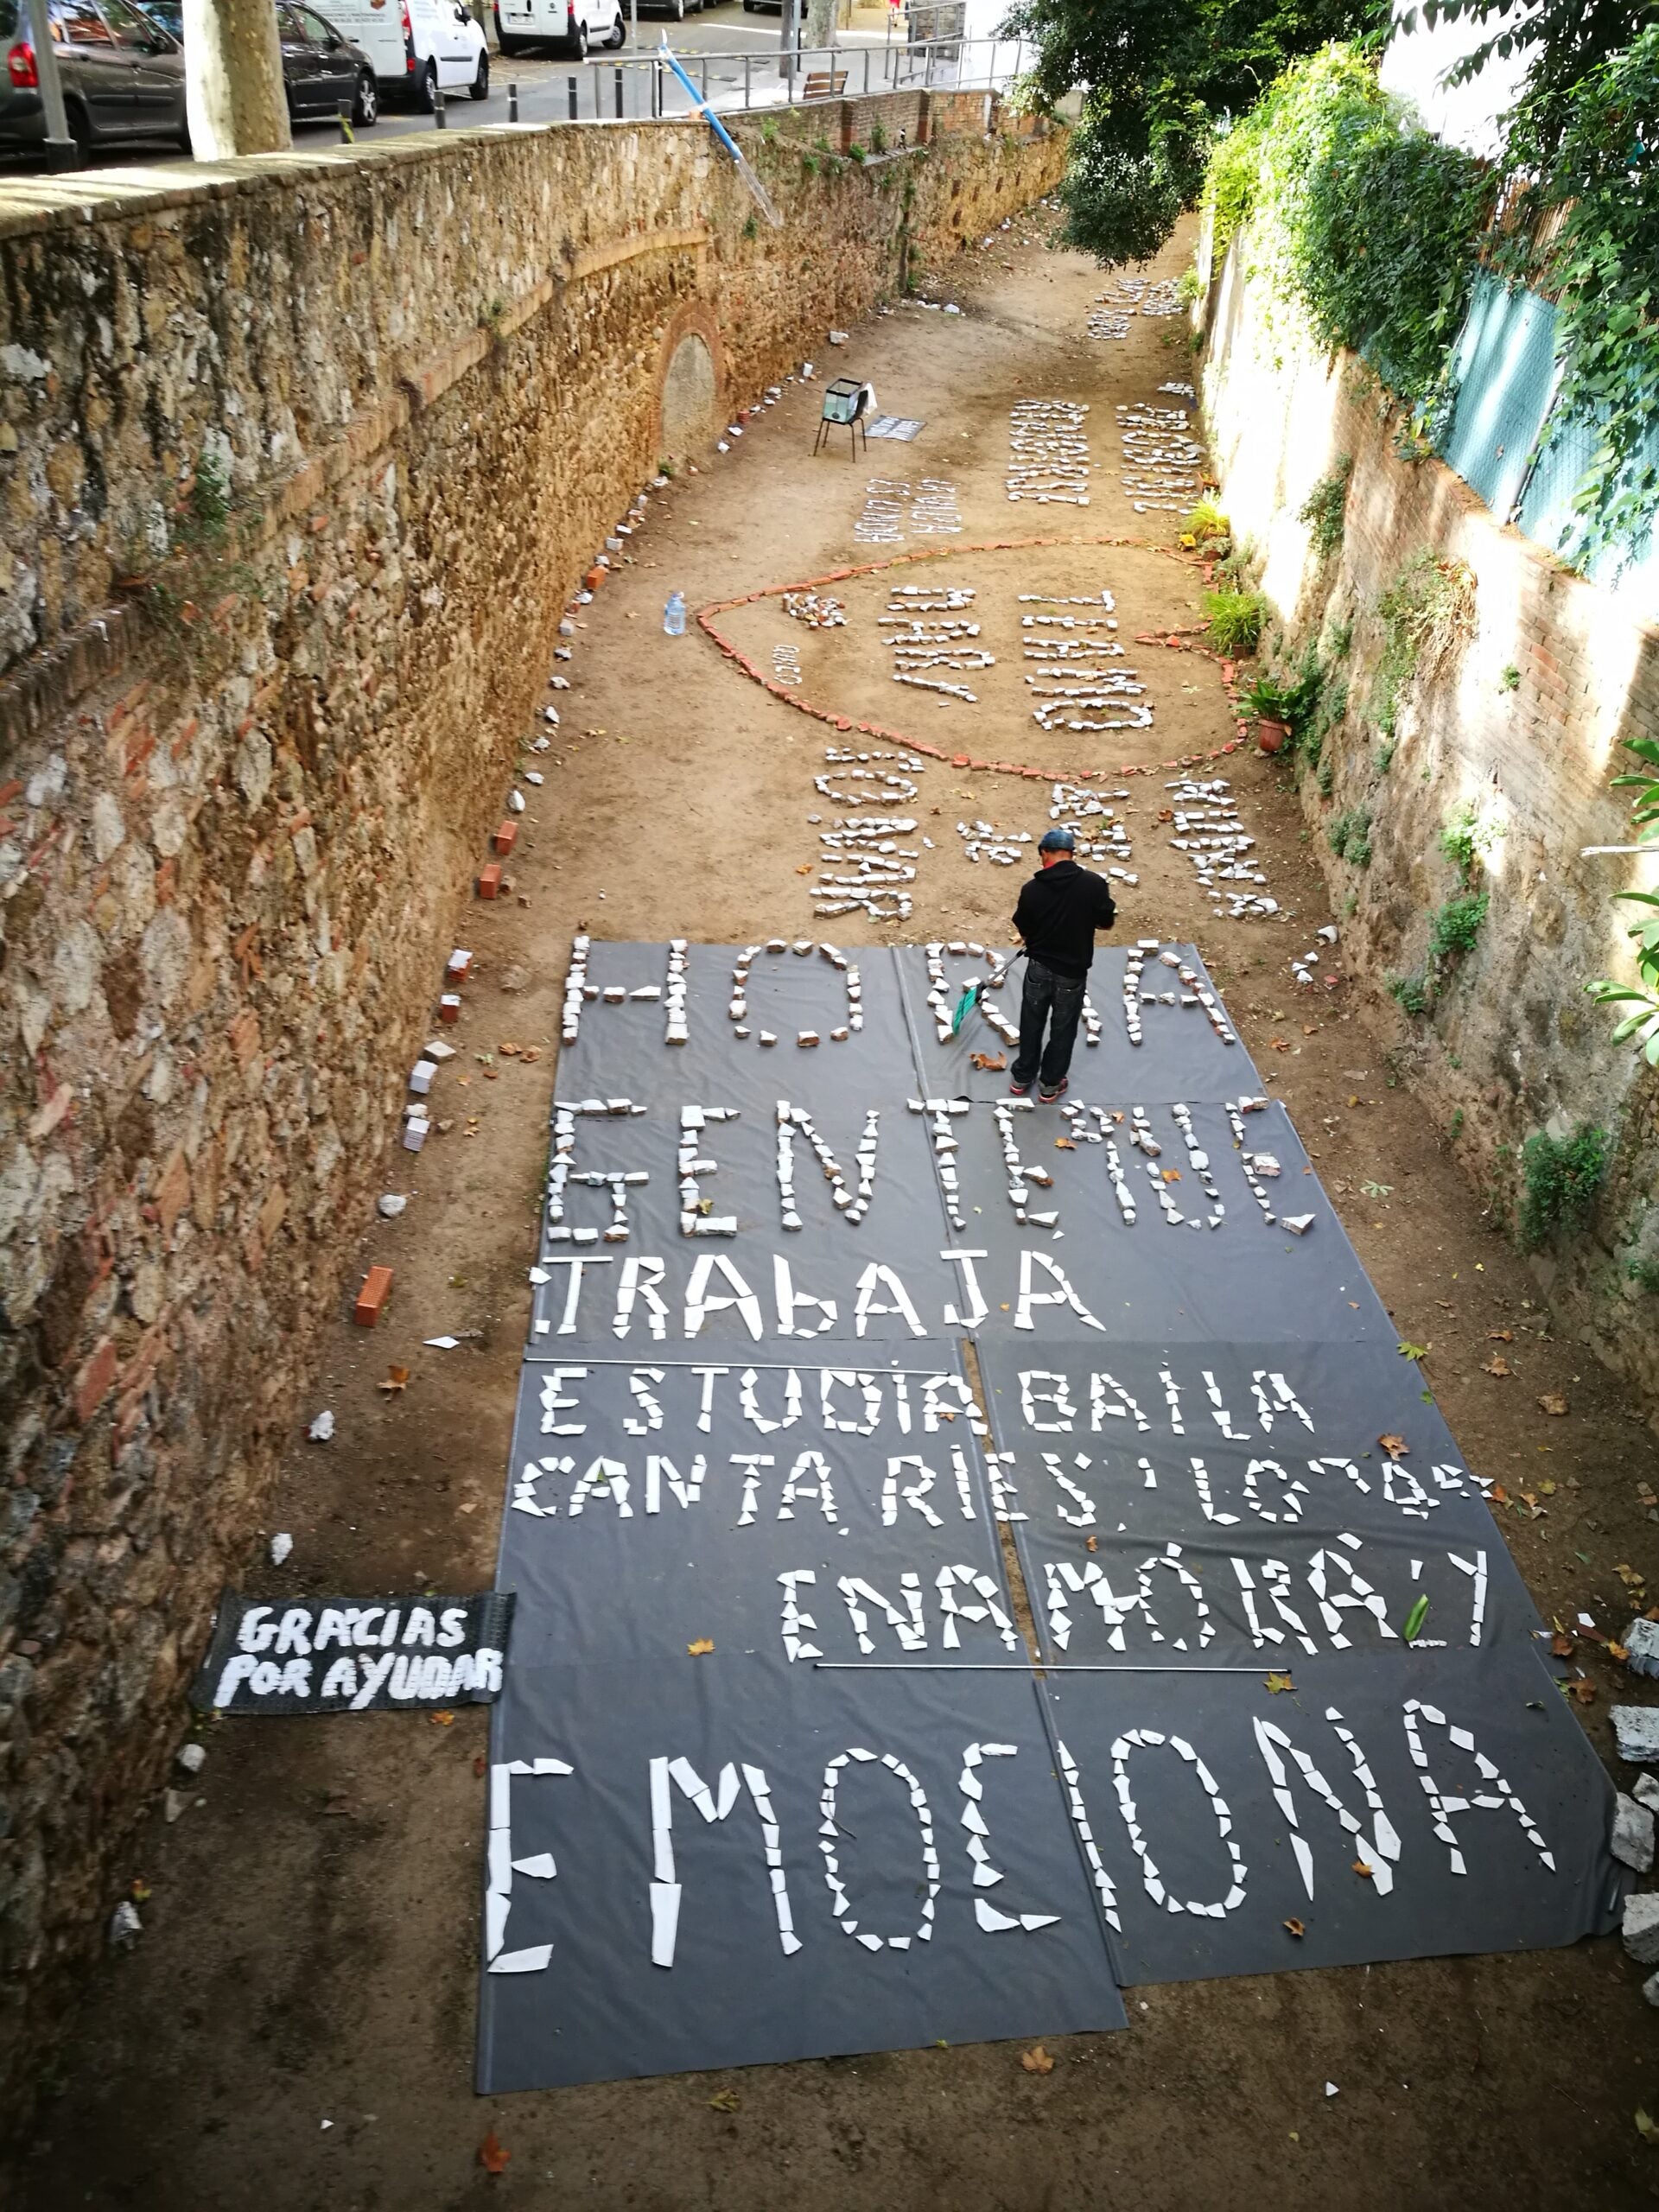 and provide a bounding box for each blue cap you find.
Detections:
[1039,826,1076,853]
